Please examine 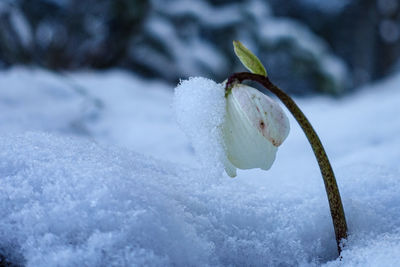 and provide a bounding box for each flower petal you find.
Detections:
[231,84,290,147]
[223,155,237,177]
[223,87,279,170]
